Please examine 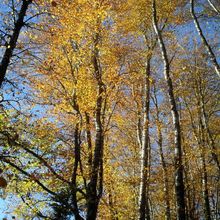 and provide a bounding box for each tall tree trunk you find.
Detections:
[195,75,218,219]
[190,0,220,78]
[85,112,93,174]
[86,33,105,220]
[190,79,212,220]
[71,123,84,220]
[183,100,200,220]
[152,1,186,219]
[87,84,104,220]
[199,117,212,220]
[188,186,197,220]
[201,154,211,220]
[185,97,212,220]
[197,93,212,220]
[0,0,32,87]
[183,152,196,220]
[152,87,171,220]
[215,186,220,220]
[199,92,220,172]
[139,58,151,220]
